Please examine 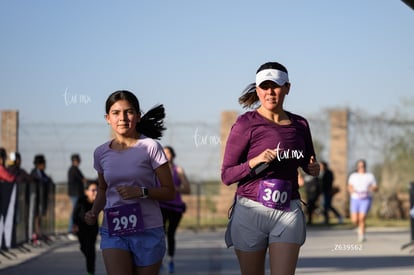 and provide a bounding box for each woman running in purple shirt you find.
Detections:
[159,146,191,273]
[85,90,175,275]
[221,62,320,275]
